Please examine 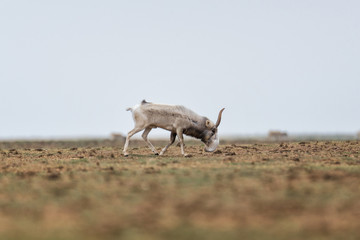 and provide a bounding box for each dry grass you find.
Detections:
[0,140,360,240]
